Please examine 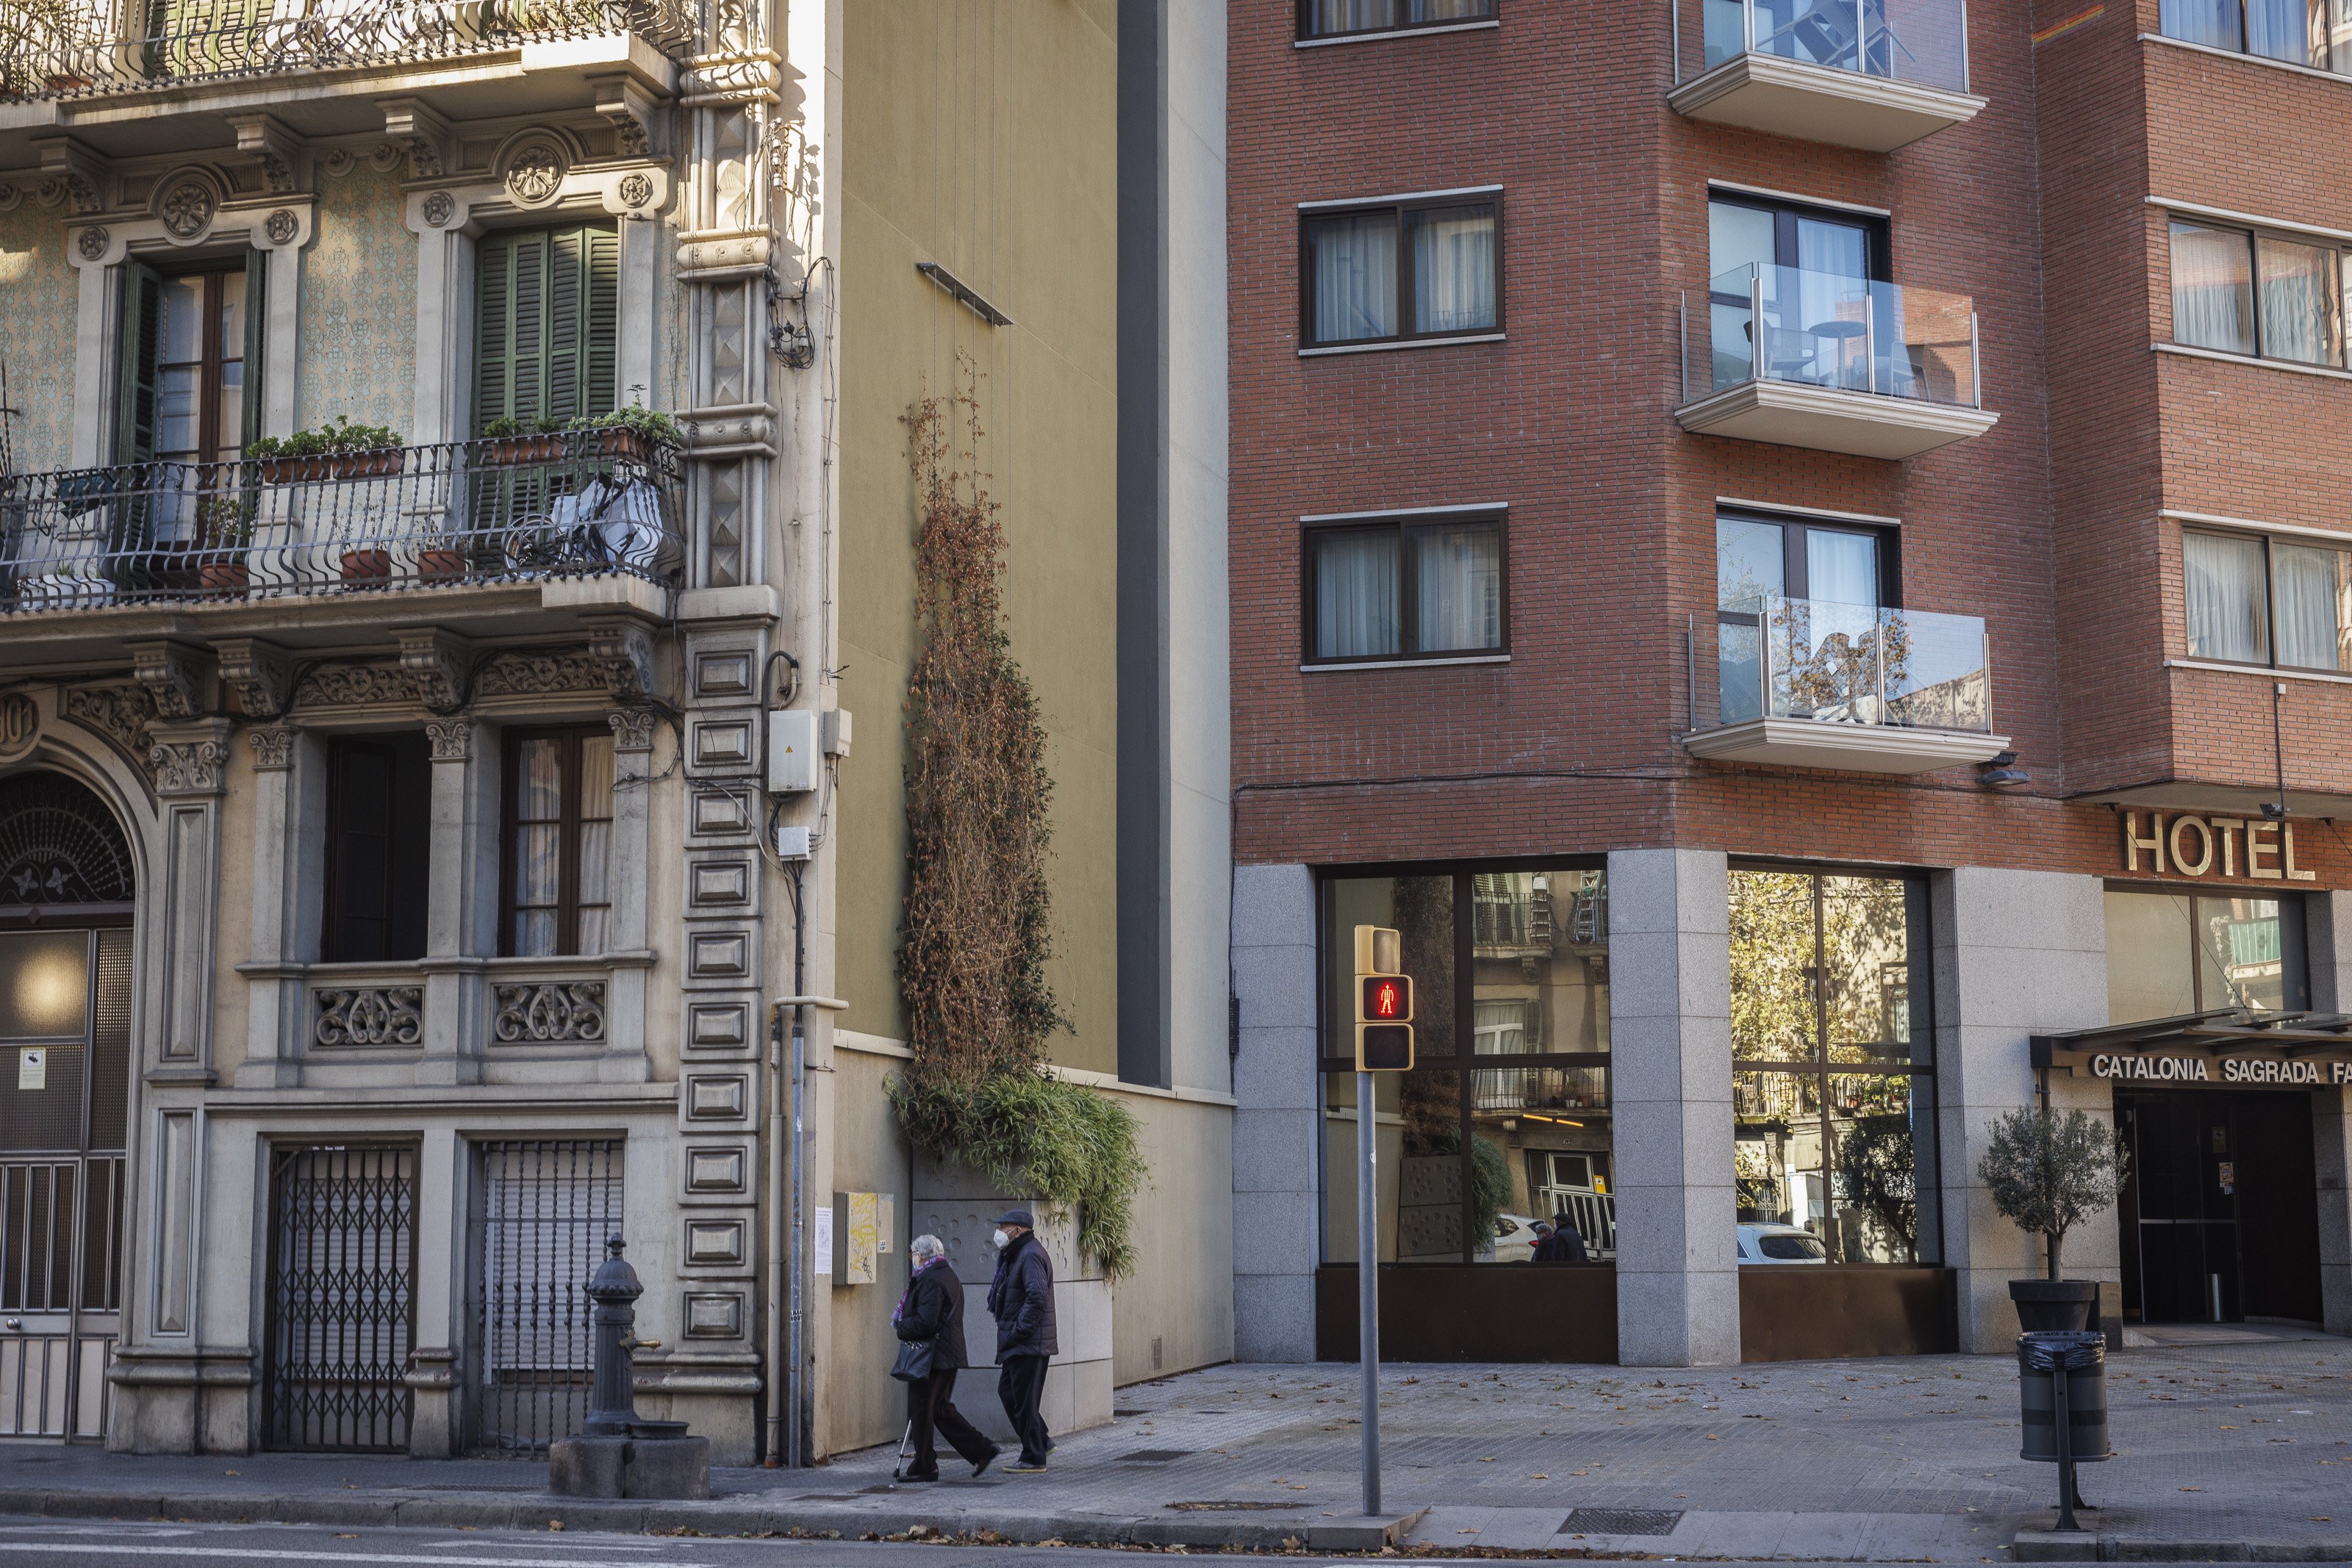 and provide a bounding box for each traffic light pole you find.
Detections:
[1356,1067,1380,1518]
